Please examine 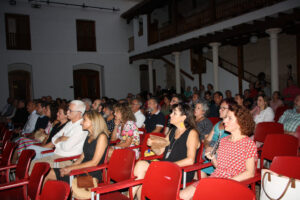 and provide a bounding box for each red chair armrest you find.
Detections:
[241,174,261,185]
[141,154,164,161]
[54,155,81,163]
[92,179,143,194]
[69,164,108,176]
[41,149,55,154]
[128,145,141,150]
[0,164,17,171]
[181,162,213,173]
[0,179,29,191]
[110,139,120,145]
